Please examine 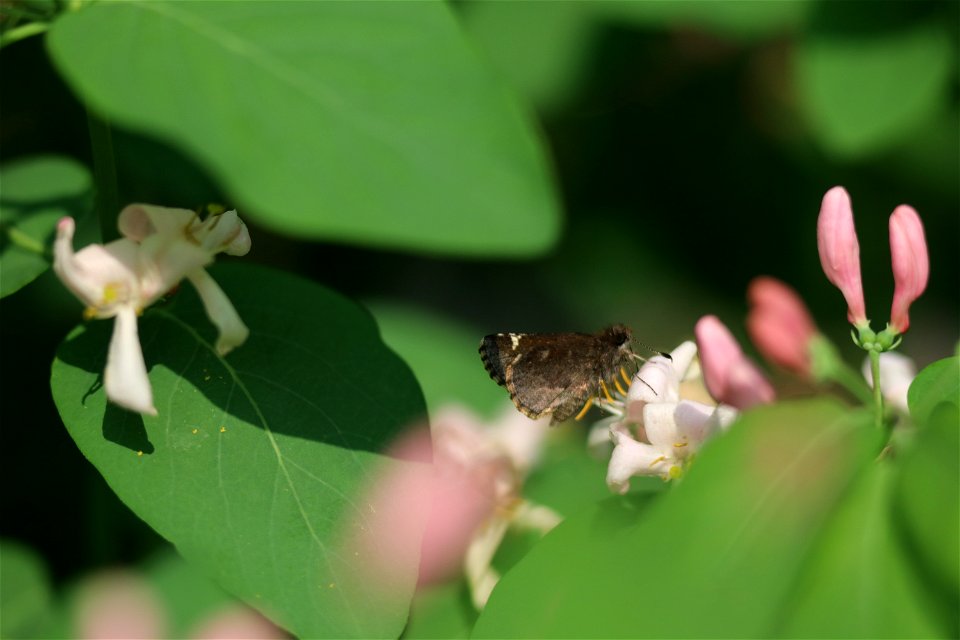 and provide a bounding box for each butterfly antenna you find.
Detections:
[630,338,672,361]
